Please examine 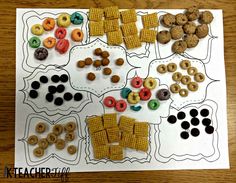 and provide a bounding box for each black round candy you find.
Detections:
[60,74,68,83]
[64,92,73,101]
[177,111,186,120]
[31,81,40,90]
[29,90,38,99]
[39,76,48,83]
[74,93,83,101]
[205,126,214,134]
[191,128,200,137]
[181,121,190,129]
[190,109,198,117]
[167,115,177,124]
[56,84,65,93]
[54,97,63,106]
[200,108,209,117]
[180,131,189,139]
[202,118,211,126]
[48,85,57,94]
[191,117,200,126]
[51,75,60,83]
[46,93,54,102]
